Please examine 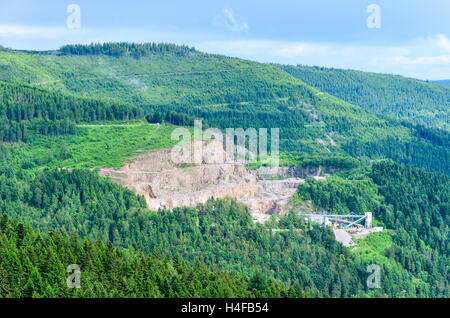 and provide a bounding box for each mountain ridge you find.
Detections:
[278,64,450,131]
